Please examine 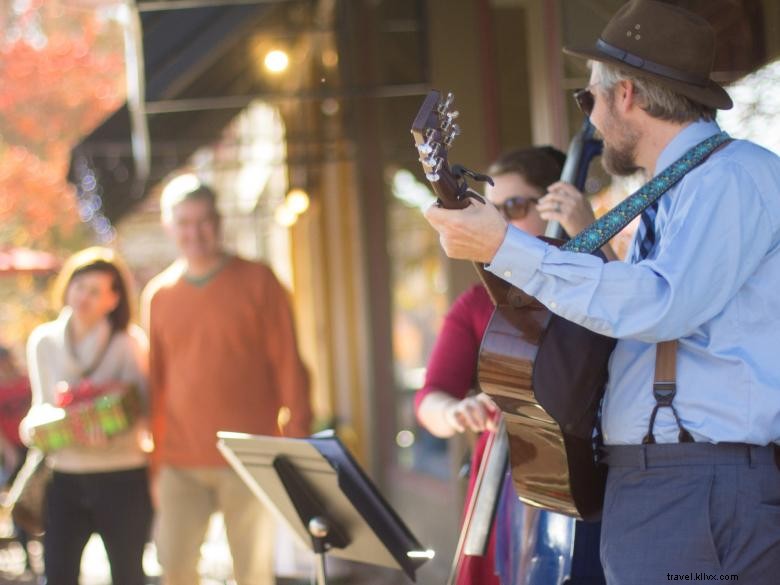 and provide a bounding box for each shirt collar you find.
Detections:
[653,119,722,177]
[58,307,112,369]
